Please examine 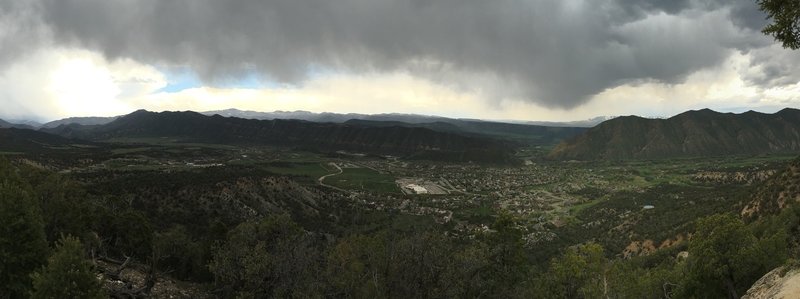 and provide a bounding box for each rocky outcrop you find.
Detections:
[743,267,800,299]
[692,170,777,185]
[621,234,687,258]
